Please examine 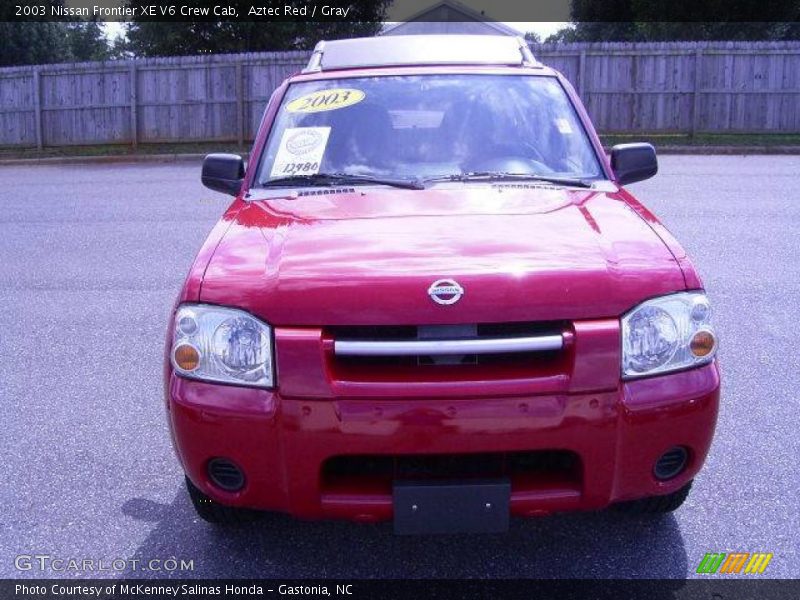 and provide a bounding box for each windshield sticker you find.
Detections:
[270,126,331,177]
[286,88,365,113]
[390,110,444,129]
[555,118,574,134]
